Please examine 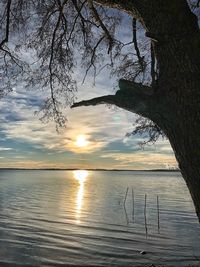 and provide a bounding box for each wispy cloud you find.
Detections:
[0,69,175,169]
[101,152,177,169]
[0,147,13,151]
